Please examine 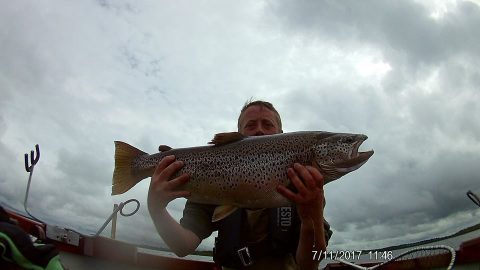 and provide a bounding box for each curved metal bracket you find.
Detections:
[94,199,140,237]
